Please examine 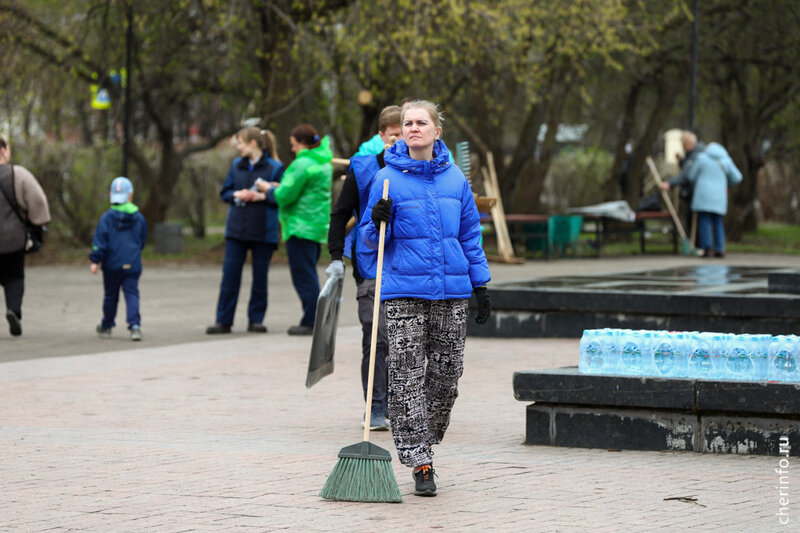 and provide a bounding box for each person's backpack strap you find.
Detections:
[0,165,28,225]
